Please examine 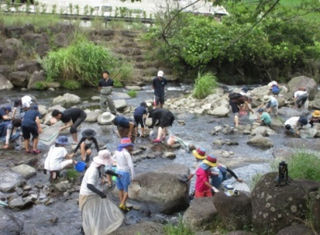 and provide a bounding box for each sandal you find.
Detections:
[32,149,41,155]
[25,150,32,154]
